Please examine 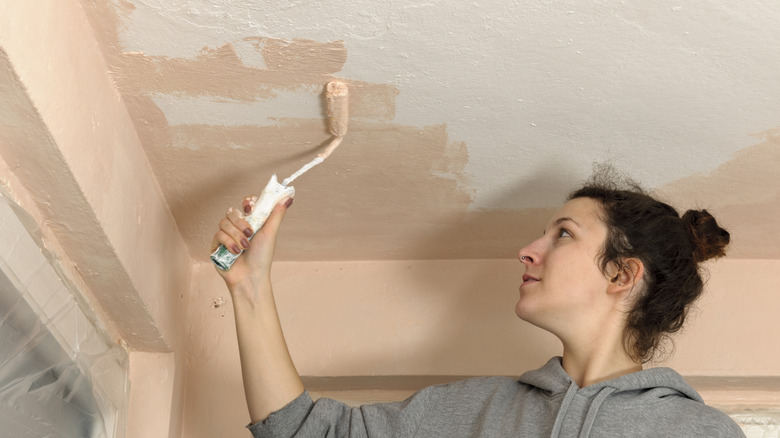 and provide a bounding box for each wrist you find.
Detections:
[228,276,272,306]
